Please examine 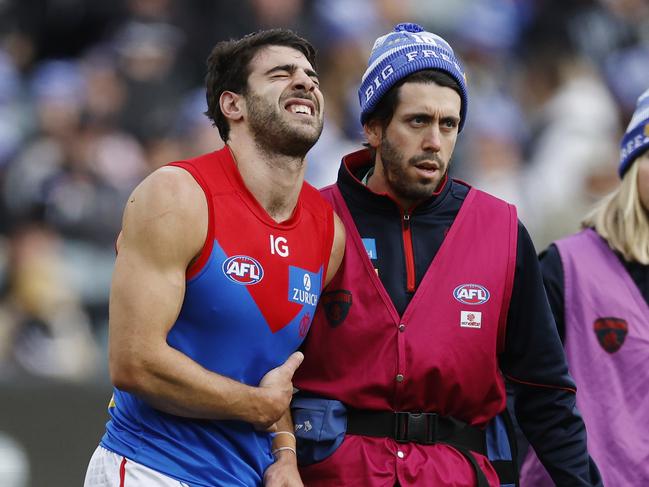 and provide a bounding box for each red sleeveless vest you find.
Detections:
[294,183,517,486]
